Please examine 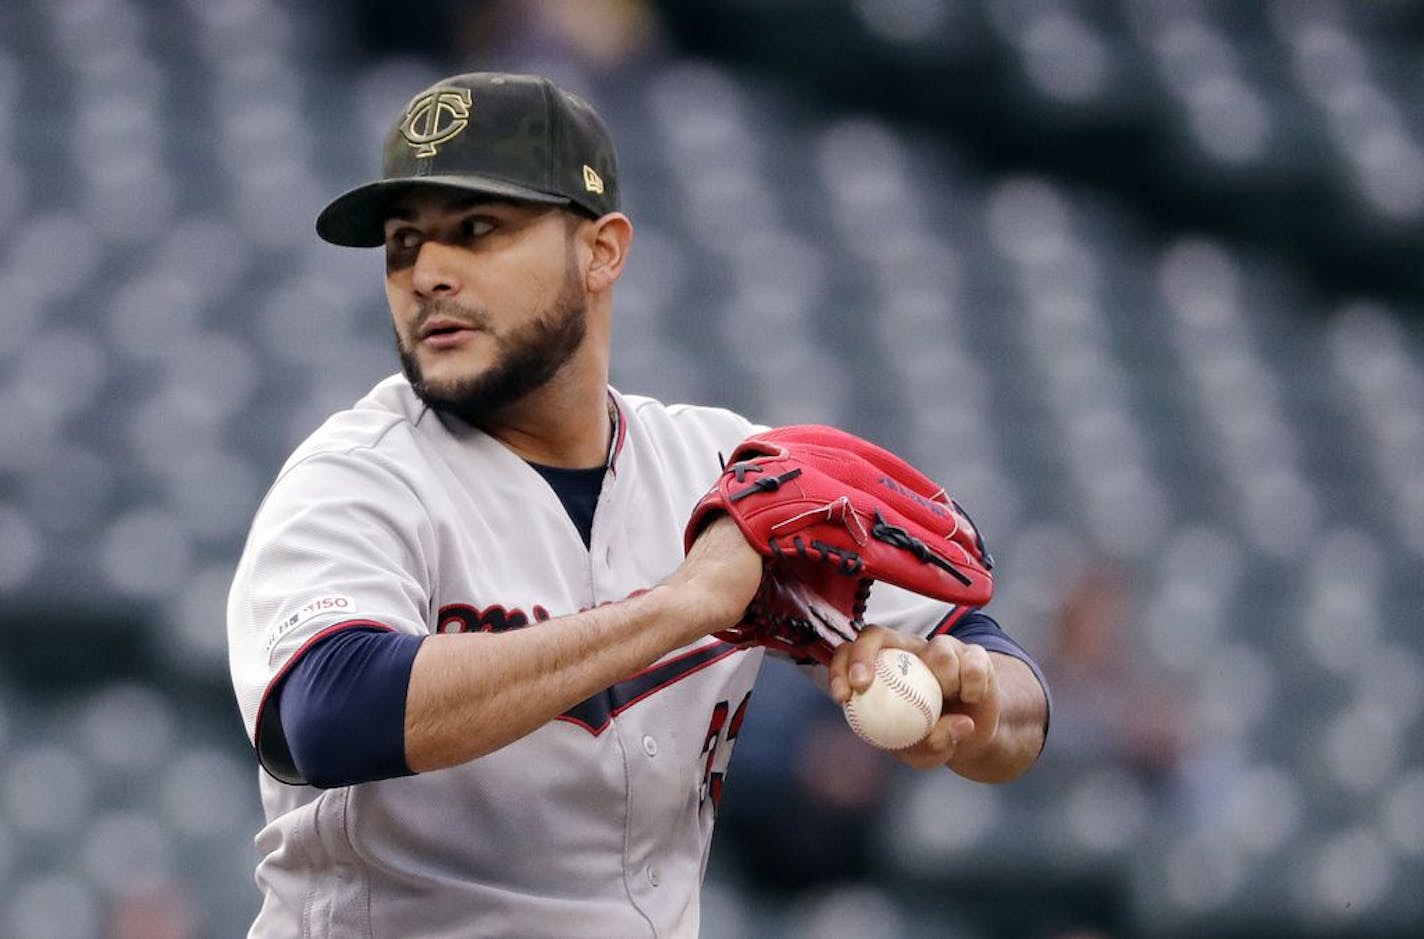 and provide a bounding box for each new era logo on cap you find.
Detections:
[315,72,621,247]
